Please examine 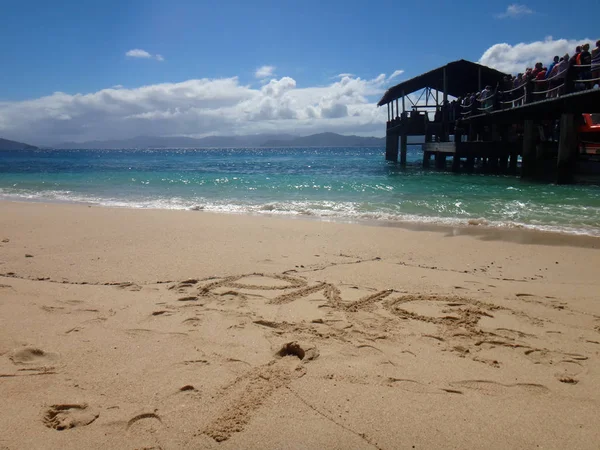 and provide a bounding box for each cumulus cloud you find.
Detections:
[321,103,348,119]
[479,36,593,73]
[126,49,164,62]
[495,4,534,19]
[0,71,400,144]
[255,65,276,79]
